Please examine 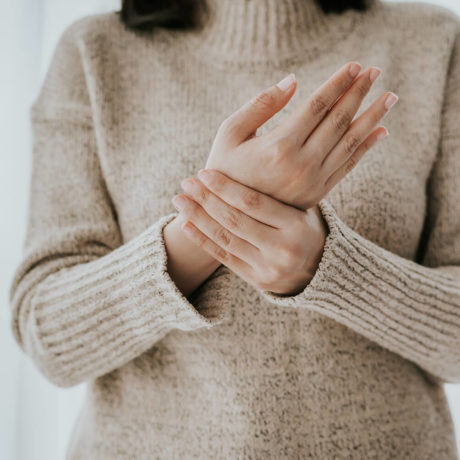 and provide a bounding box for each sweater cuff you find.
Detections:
[28,212,229,386]
[257,198,460,383]
[258,197,436,347]
[146,212,228,329]
[259,198,353,308]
